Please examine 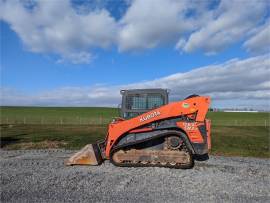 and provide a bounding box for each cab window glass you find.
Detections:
[148,94,164,109]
